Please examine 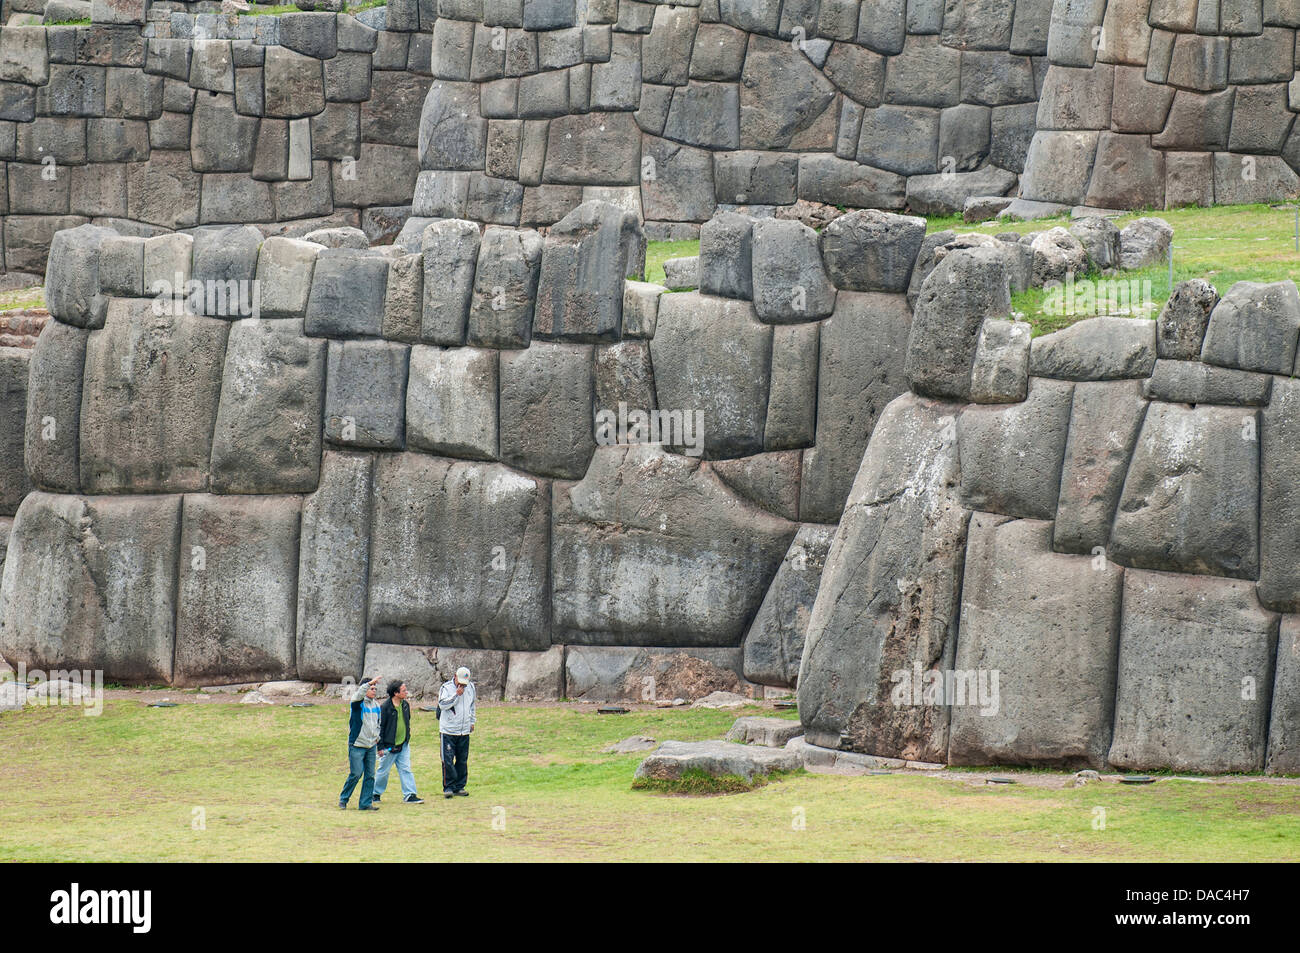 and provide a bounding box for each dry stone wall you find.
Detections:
[0,3,423,274]
[0,201,937,699]
[410,0,1047,236]
[1019,0,1300,211]
[798,246,1300,774]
